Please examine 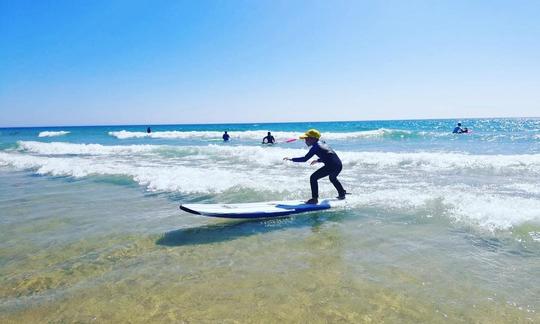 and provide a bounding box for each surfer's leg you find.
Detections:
[310,166,331,198]
[328,163,345,197]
